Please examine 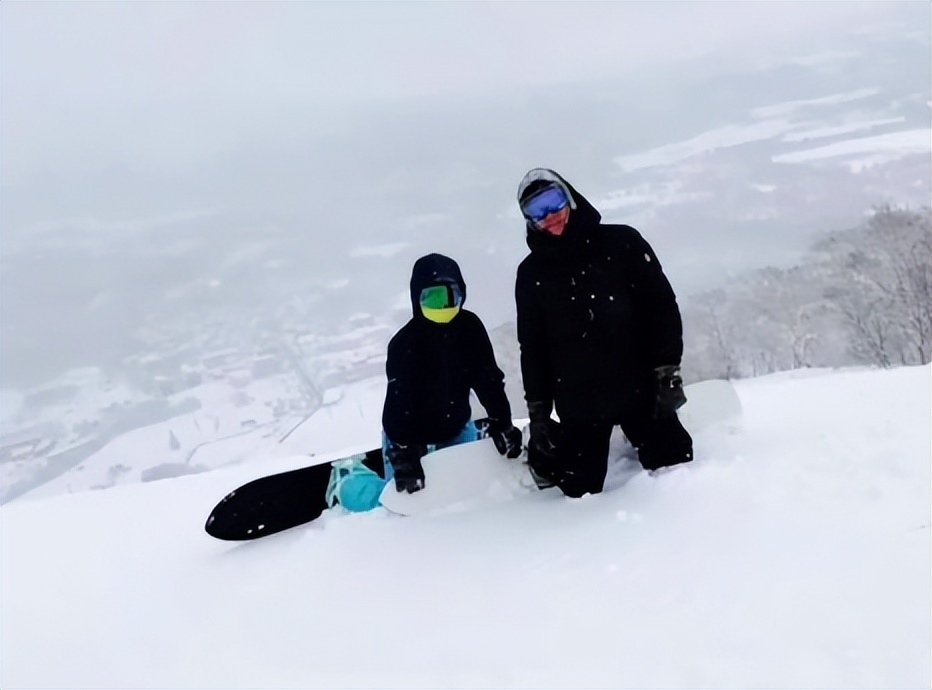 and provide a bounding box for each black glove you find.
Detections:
[387,443,427,494]
[524,401,562,489]
[526,401,558,460]
[652,365,687,419]
[488,419,523,459]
